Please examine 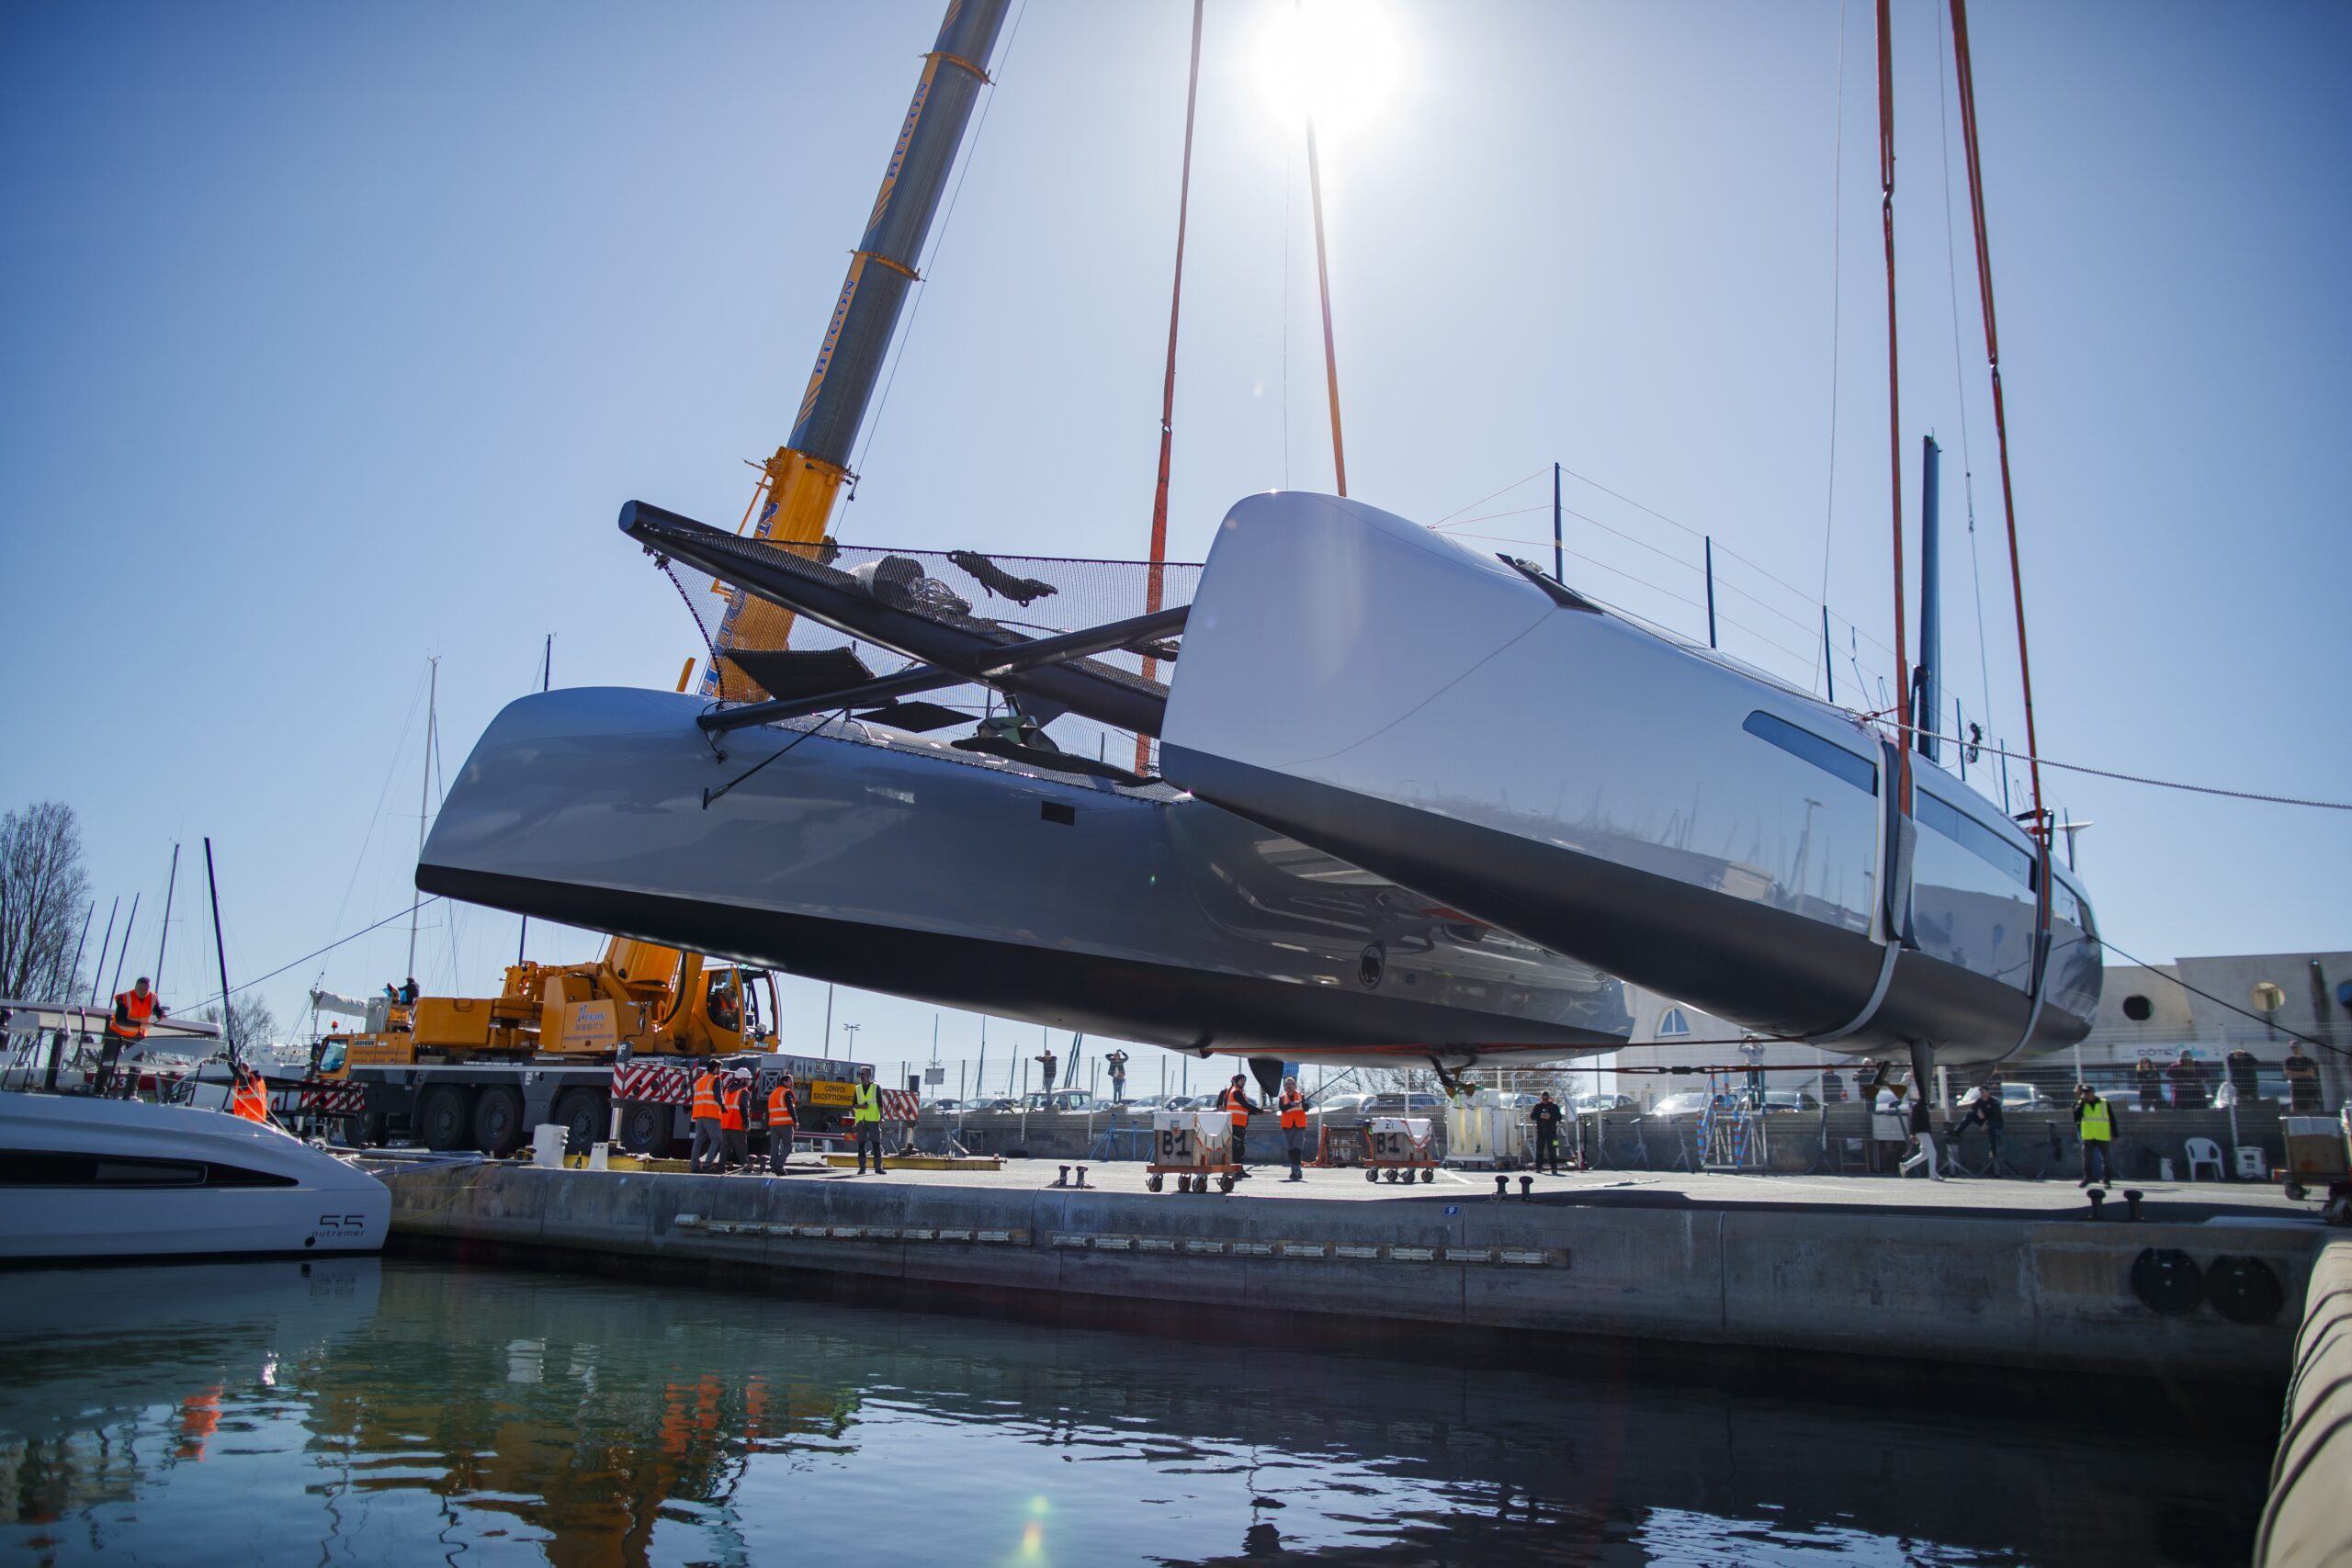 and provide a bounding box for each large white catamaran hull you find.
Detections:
[1159,492,2100,1066]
